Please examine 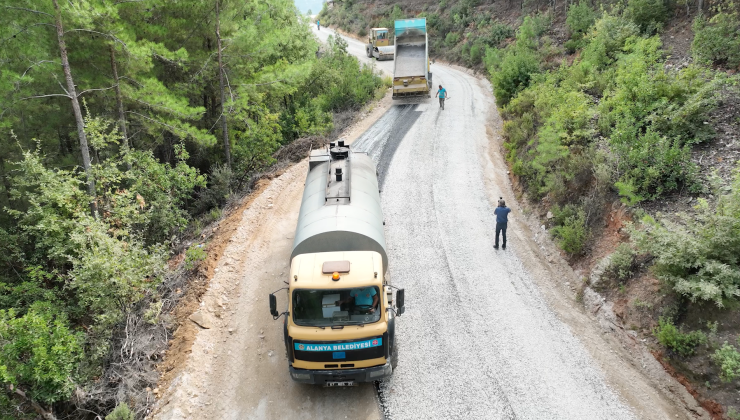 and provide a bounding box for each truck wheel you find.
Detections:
[366,47,372,58]
[391,342,399,370]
